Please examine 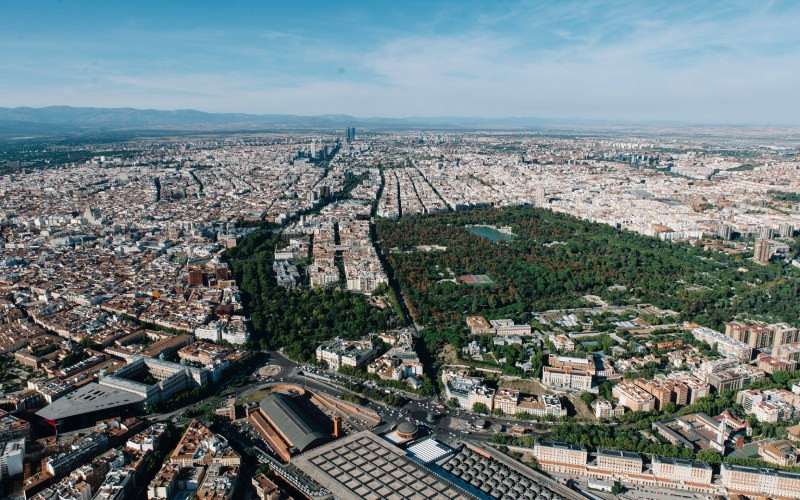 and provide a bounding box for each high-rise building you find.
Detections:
[215,266,230,281]
[754,239,771,264]
[717,223,733,240]
[188,268,204,286]
[346,127,356,143]
[534,186,546,207]
[779,223,795,238]
[758,226,775,240]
